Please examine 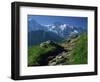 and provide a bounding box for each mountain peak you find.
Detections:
[28,19,86,39]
